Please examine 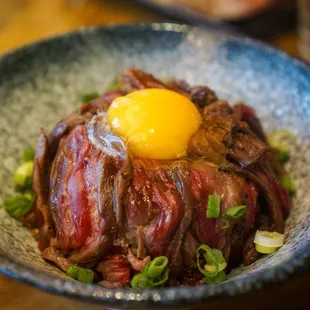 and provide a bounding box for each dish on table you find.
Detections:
[4,67,292,288]
[0,23,310,309]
